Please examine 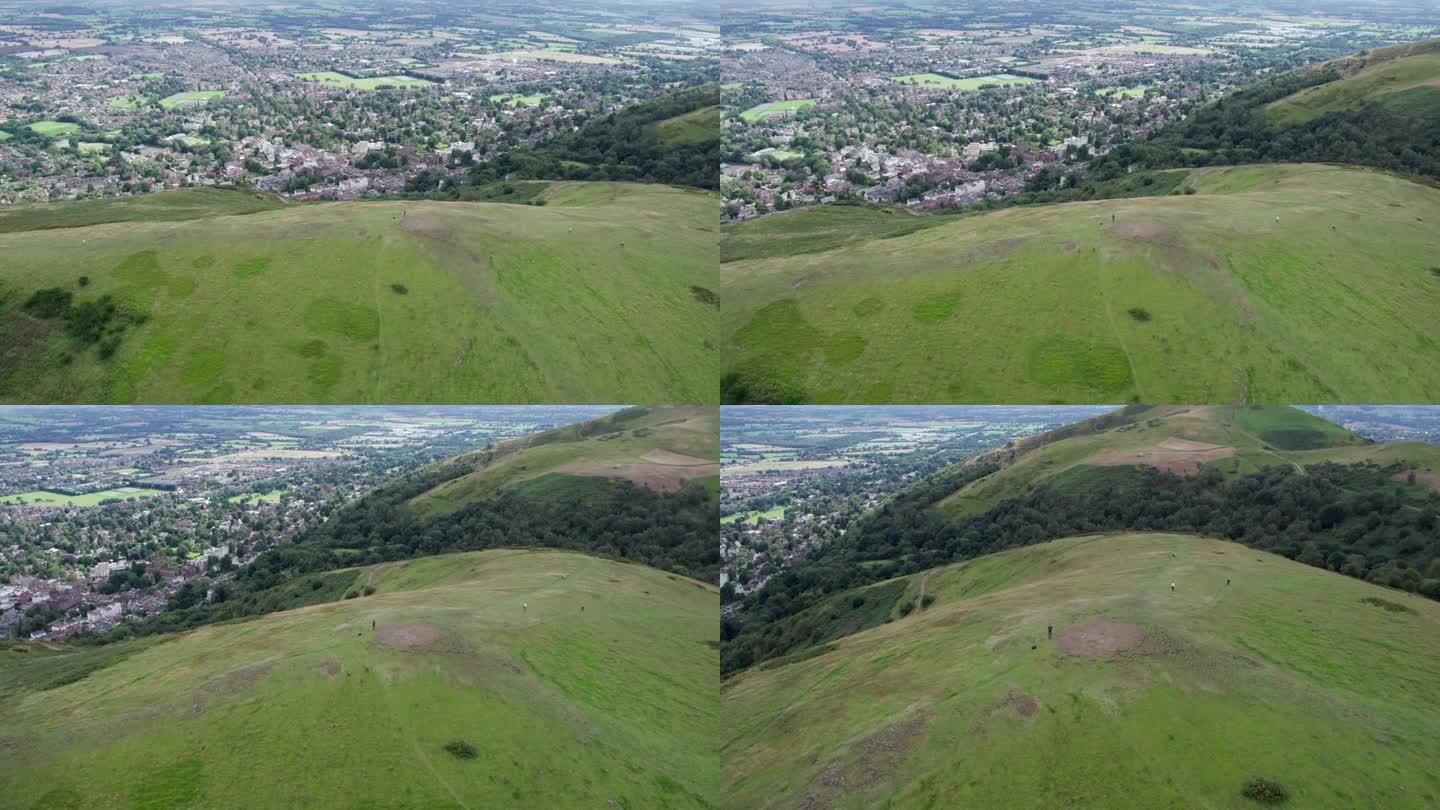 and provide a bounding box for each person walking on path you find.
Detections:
[1171,581,1176,593]
[1047,624,1053,639]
